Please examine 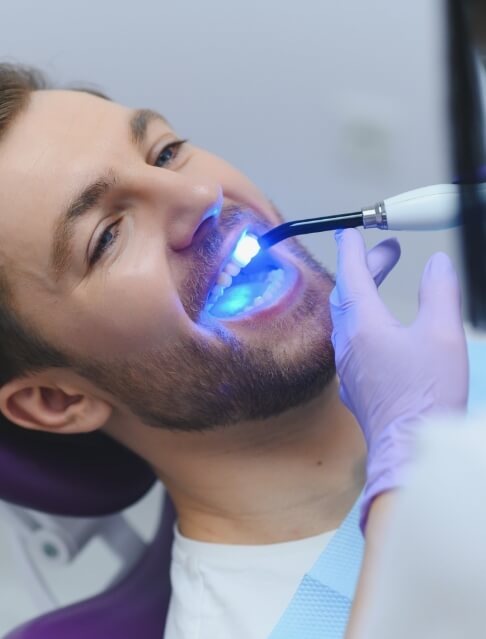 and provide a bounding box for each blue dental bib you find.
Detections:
[269,499,364,639]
